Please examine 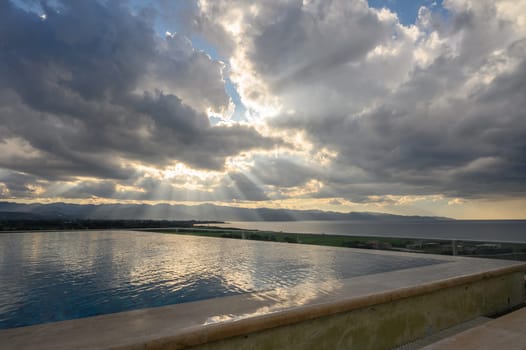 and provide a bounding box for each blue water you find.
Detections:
[215,220,526,243]
[0,230,443,329]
